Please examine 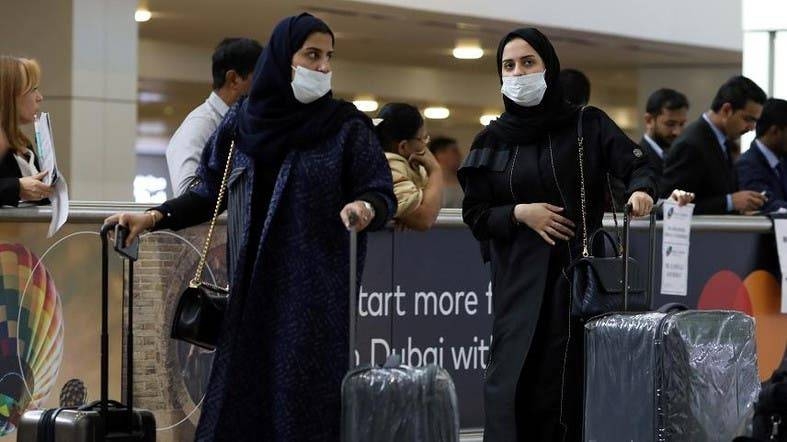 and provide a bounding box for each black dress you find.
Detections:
[460,107,656,442]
